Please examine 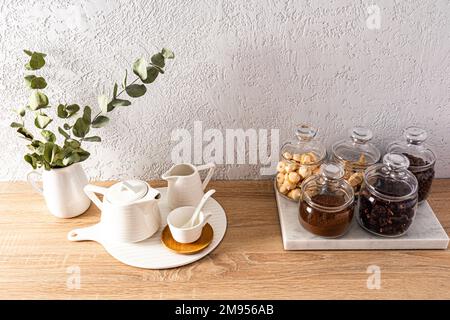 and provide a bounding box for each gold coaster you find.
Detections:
[161,223,214,255]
